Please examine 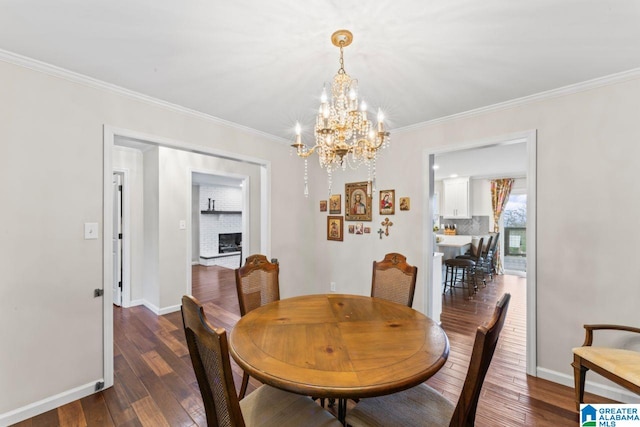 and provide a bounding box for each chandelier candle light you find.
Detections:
[291,30,390,196]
